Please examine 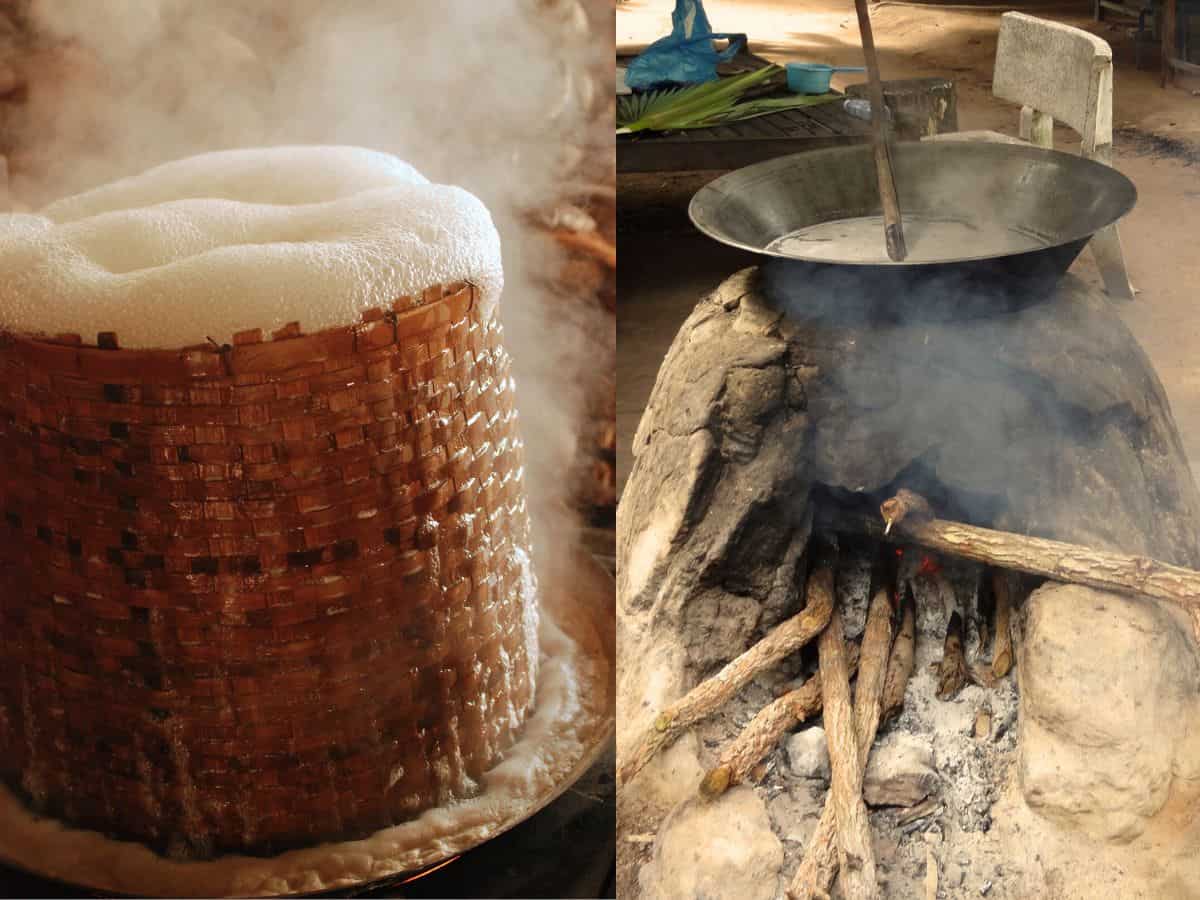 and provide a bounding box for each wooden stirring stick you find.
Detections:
[853,0,907,261]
